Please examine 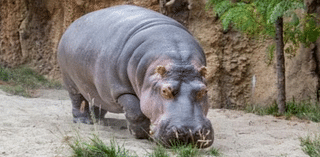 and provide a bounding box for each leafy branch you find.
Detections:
[207,0,320,56]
